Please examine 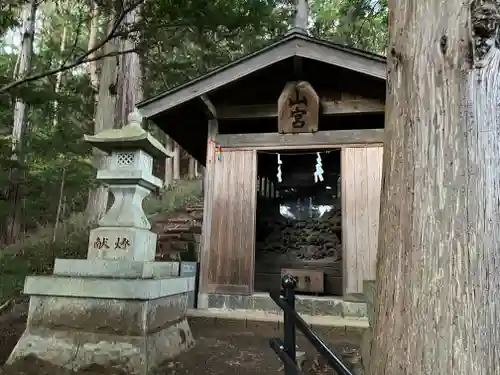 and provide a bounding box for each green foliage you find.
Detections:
[0,0,388,299]
[141,0,290,95]
[0,1,22,47]
[310,0,388,54]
